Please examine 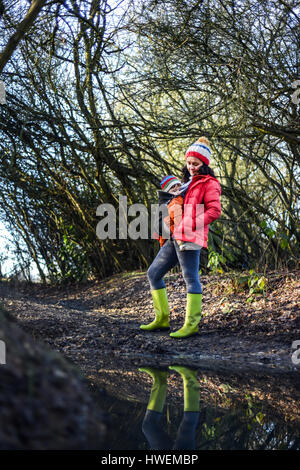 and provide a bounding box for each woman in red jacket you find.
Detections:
[140,137,222,338]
